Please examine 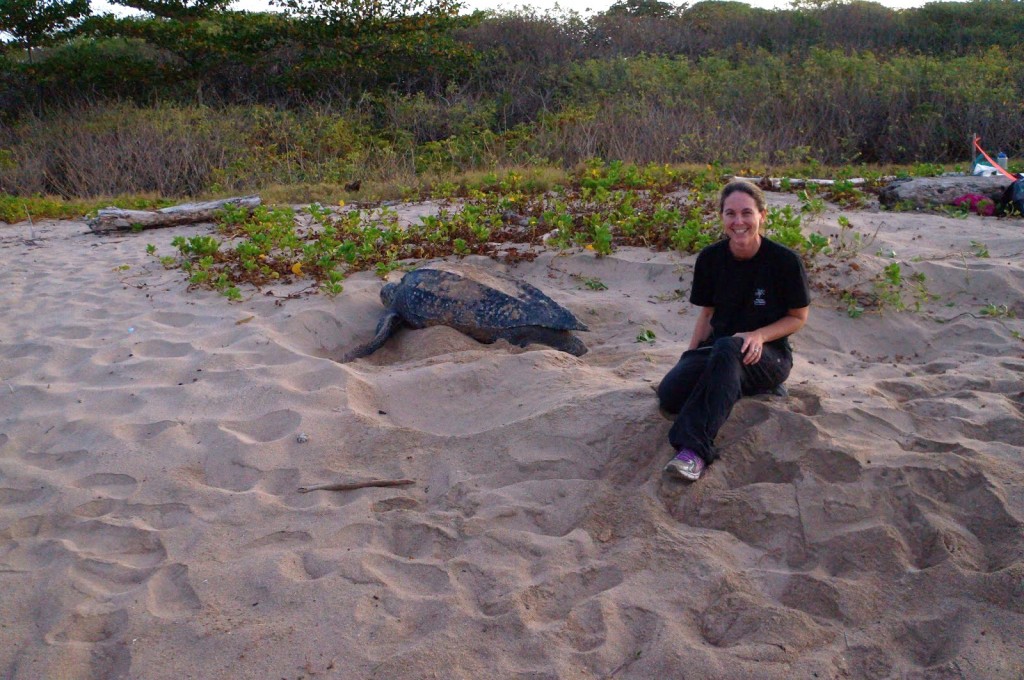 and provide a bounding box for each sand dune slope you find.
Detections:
[1,202,1022,679]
